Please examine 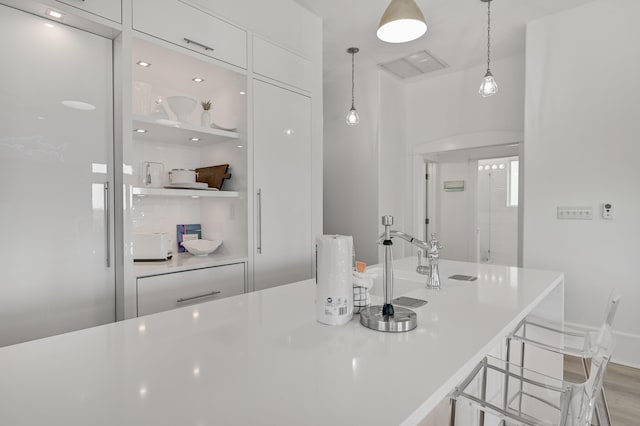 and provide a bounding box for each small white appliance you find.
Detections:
[133,233,172,261]
[315,235,353,326]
